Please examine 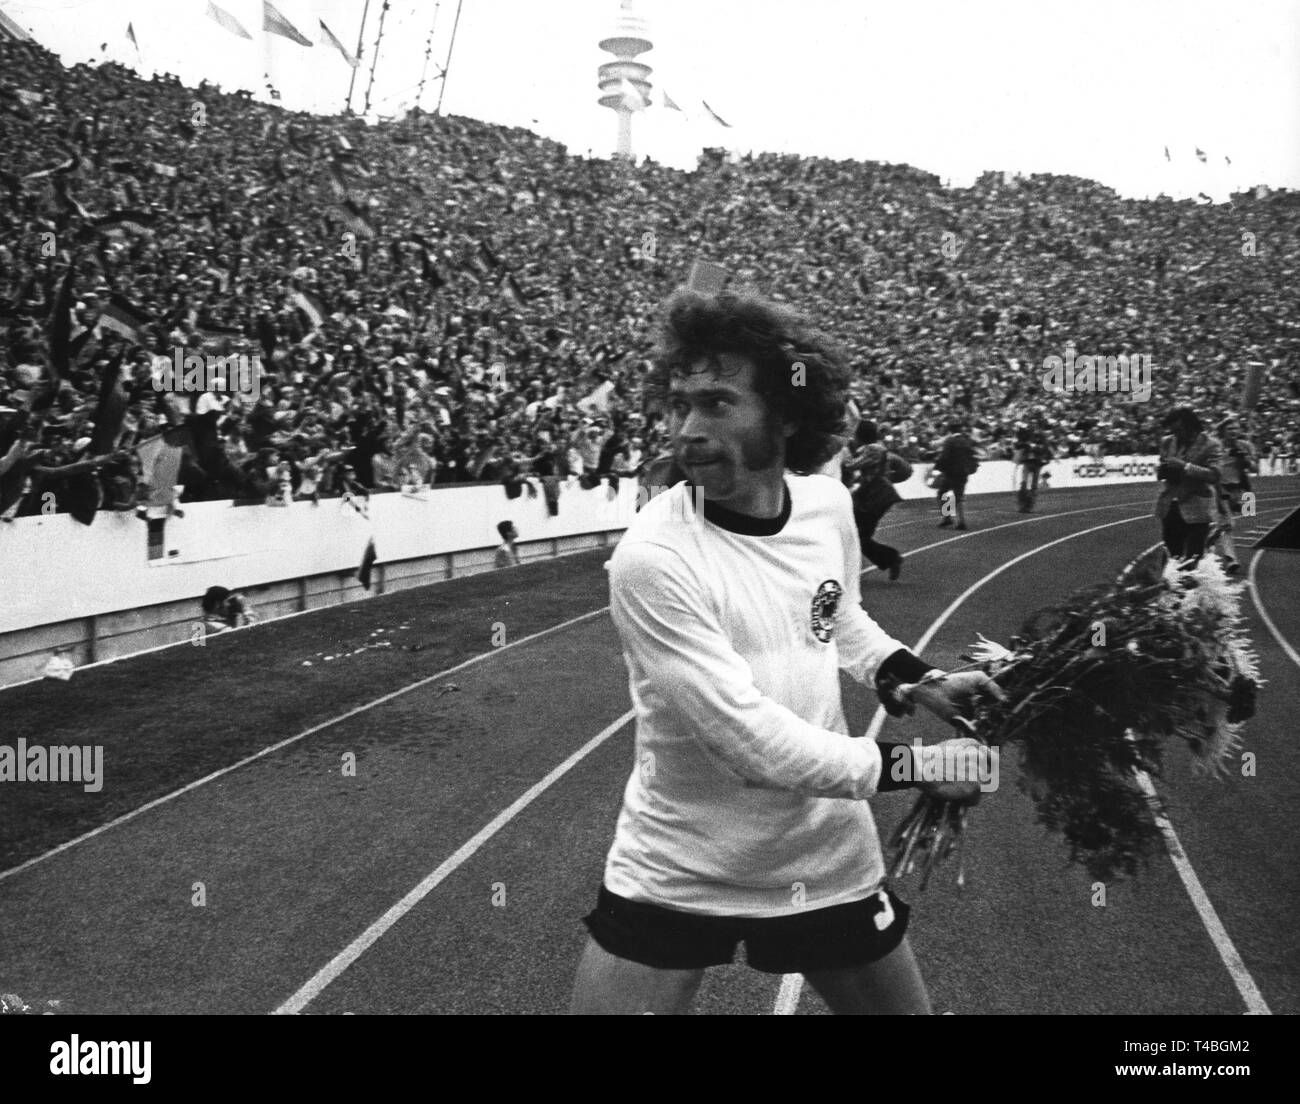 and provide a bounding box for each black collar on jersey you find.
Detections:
[685,479,792,536]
